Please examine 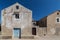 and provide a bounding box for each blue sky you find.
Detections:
[0,0,60,23]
